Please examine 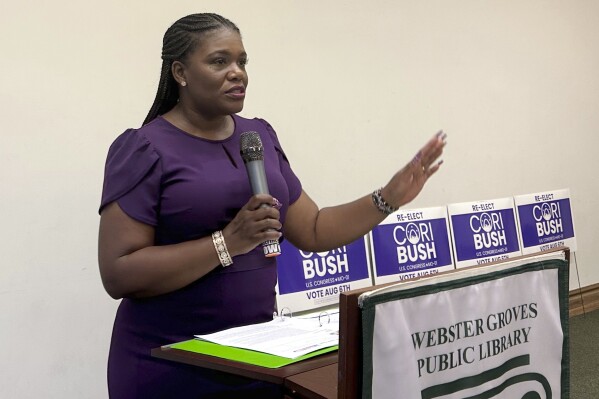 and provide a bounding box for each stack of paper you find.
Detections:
[195,311,339,359]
